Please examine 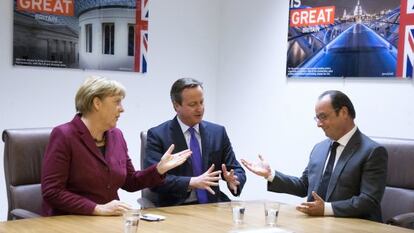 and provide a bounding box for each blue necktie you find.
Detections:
[188,127,208,204]
[317,141,340,201]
